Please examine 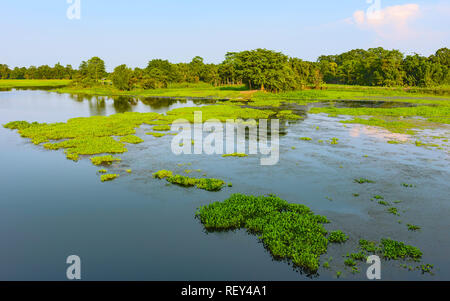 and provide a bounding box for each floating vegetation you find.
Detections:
[407,224,421,231]
[352,193,360,197]
[387,140,402,144]
[356,239,422,266]
[354,178,375,184]
[153,170,225,191]
[167,175,225,191]
[419,264,434,274]
[195,194,330,273]
[126,169,132,173]
[328,230,348,243]
[388,207,400,216]
[348,252,367,261]
[222,153,248,158]
[330,137,339,145]
[153,125,171,131]
[299,137,312,141]
[98,169,107,173]
[322,261,330,269]
[402,183,415,188]
[101,174,119,182]
[372,195,384,200]
[344,258,357,267]
[119,135,144,144]
[146,132,166,138]
[336,271,342,278]
[152,170,173,179]
[276,110,302,120]
[228,183,233,187]
[380,238,422,261]
[90,155,122,166]
[378,201,390,206]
